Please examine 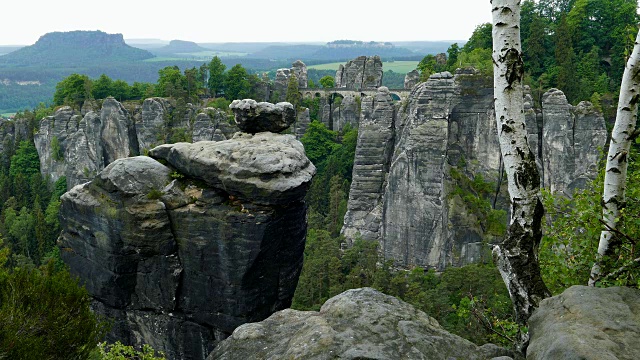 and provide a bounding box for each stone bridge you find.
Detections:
[300,88,411,101]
